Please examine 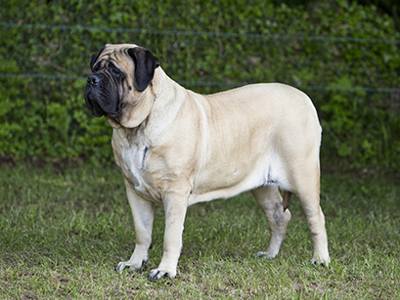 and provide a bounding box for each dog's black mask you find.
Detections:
[84,46,159,119]
[84,46,124,118]
[84,70,123,118]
